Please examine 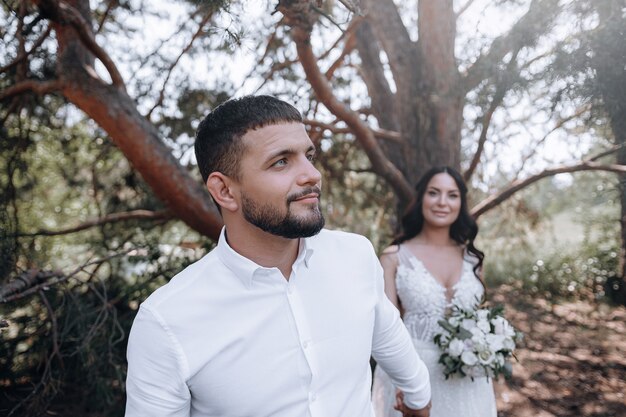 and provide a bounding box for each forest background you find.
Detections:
[0,0,625,416]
